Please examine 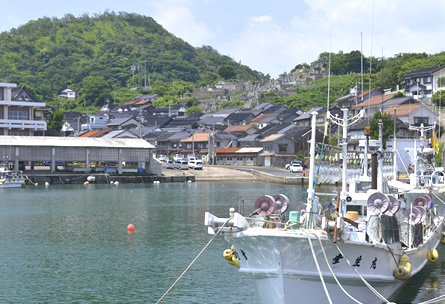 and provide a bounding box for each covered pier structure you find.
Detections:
[0,136,160,175]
